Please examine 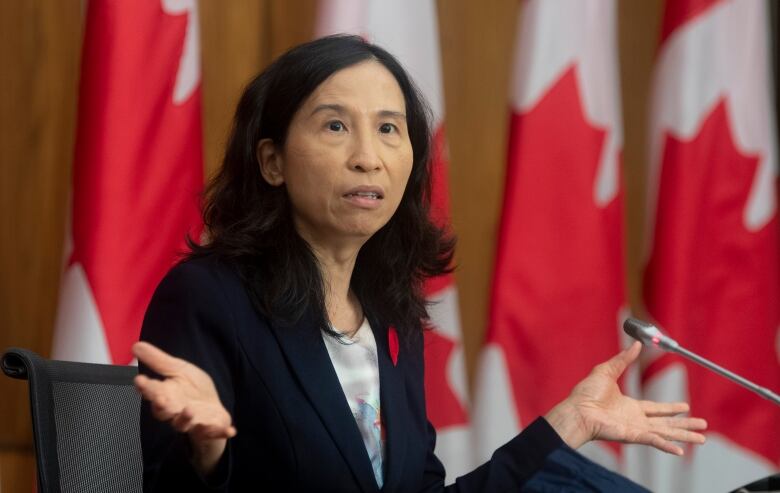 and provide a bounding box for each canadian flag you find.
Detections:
[316,0,473,481]
[639,0,780,491]
[473,0,628,470]
[52,0,204,365]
